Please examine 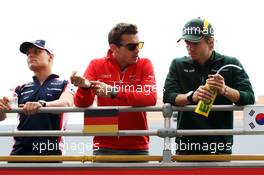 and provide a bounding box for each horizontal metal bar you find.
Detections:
[3,162,264,168]
[0,105,256,114]
[1,106,164,113]
[0,130,158,137]
[172,105,245,111]
[176,129,261,136]
[1,129,264,137]
[160,129,264,136]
